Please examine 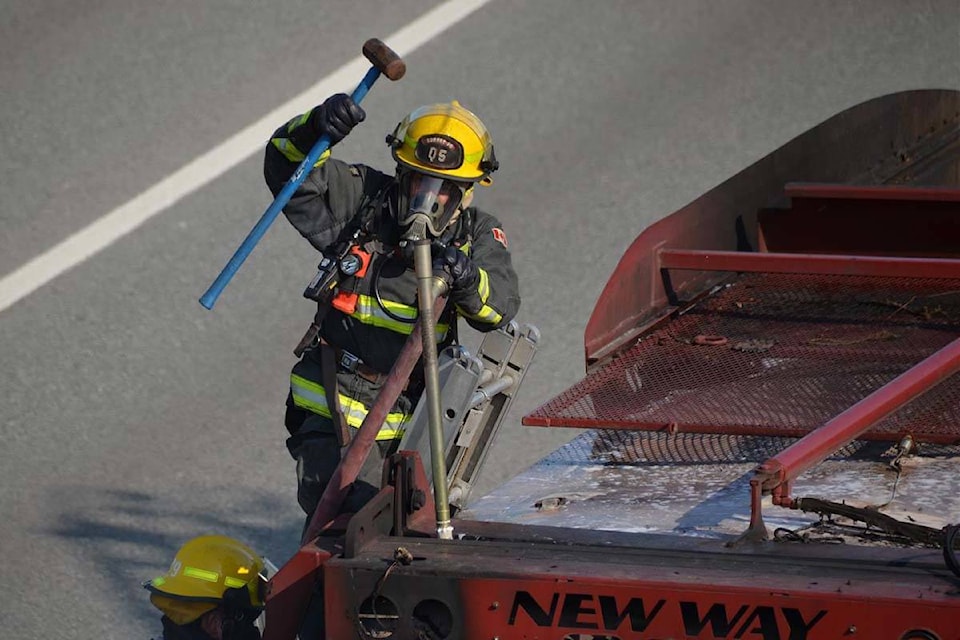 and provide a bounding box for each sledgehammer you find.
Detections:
[199,38,405,310]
